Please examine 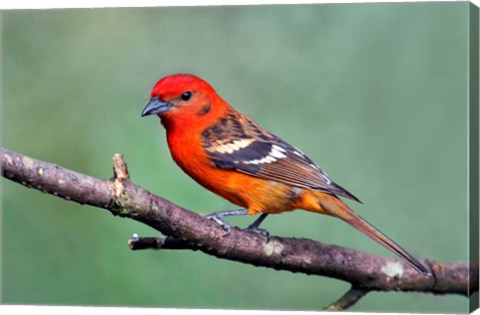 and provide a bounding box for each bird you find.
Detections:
[141,73,429,275]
